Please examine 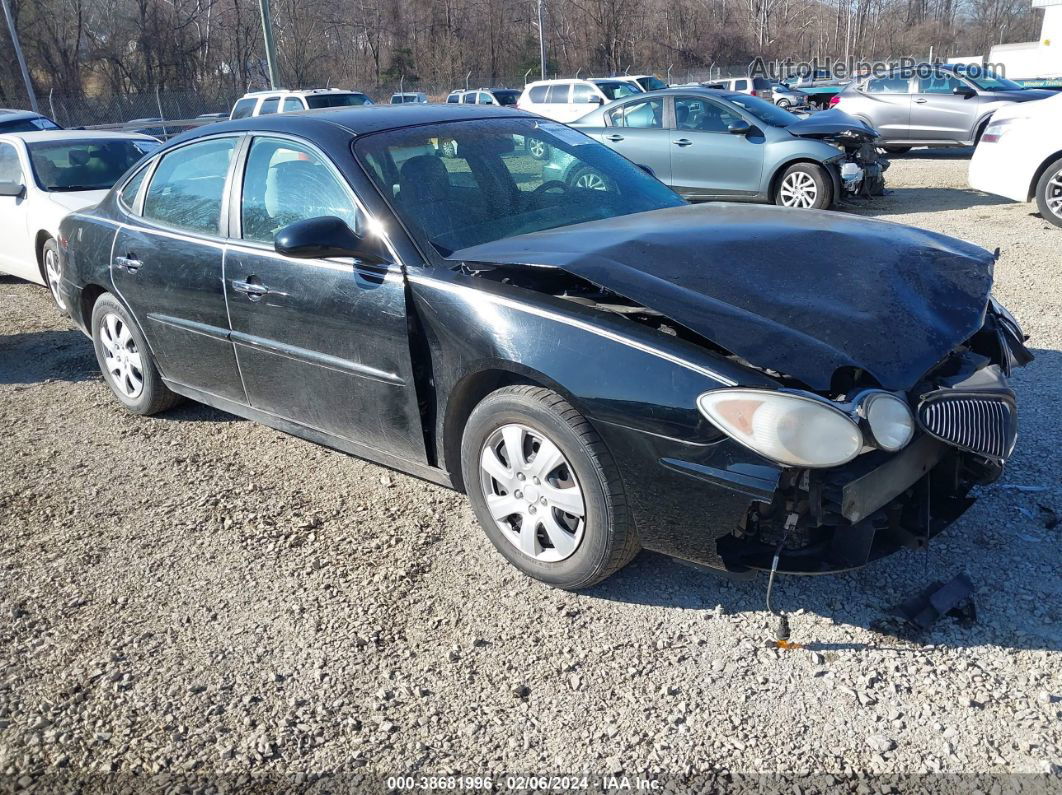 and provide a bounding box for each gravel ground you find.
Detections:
[1,152,1060,790]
